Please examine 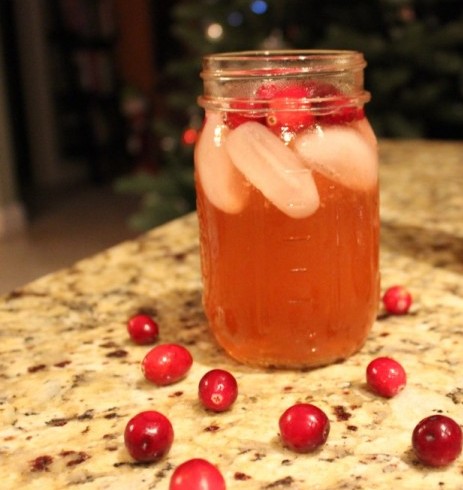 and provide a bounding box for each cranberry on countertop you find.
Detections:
[198,369,238,412]
[127,314,159,345]
[142,343,193,386]
[124,410,174,463]
[366,356,407,398]
[412,415,462,467]
[169,458,226,490]
[382,285,413,315]
[279,403,330,453]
